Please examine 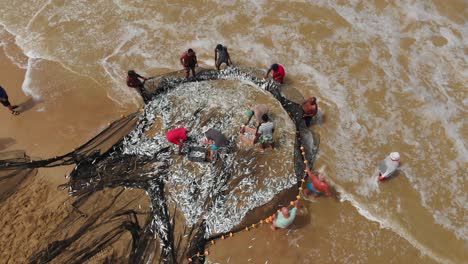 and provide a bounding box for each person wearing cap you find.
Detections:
[271,200,298,230]
[0,85,20,115]
[166,127,190,155]
[378,152,400,181]
[214,44,232,70]
[180,48,198,79]
[202,128,228,161]
[126,70,150,103]
[257,114,275,151]
[303,166,331,197]
[264,63,285,84]
[302,97,318,127]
